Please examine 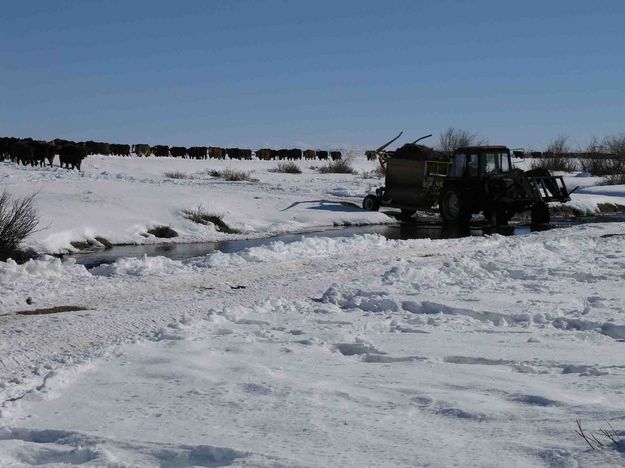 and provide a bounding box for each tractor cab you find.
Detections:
[449,146,512,178]
[440,144,571,225]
